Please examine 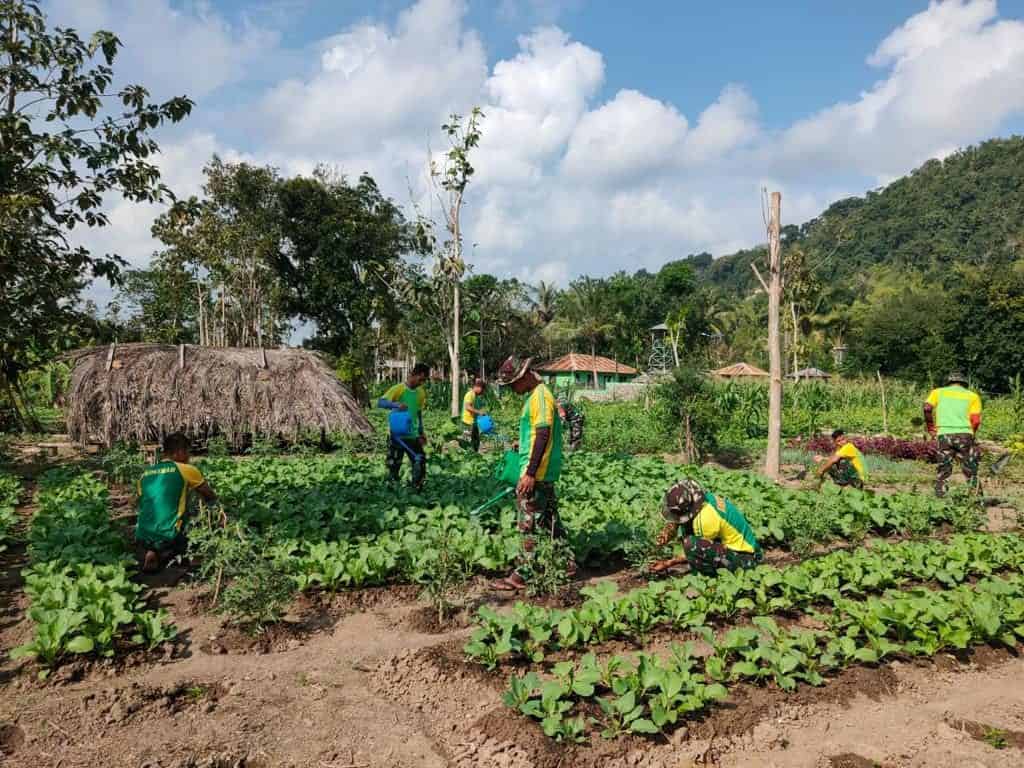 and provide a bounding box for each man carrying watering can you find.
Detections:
[491,356,575,591]
[461,378,488,452]
[378,363,430,488]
